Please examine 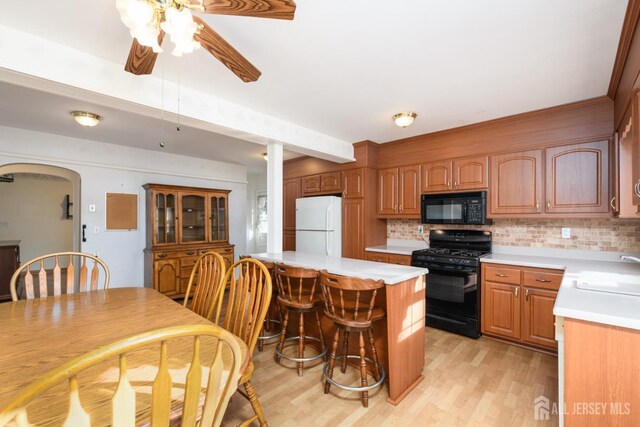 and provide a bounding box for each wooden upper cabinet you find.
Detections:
[453,156,488,190]
[302,172,341,195]
[545,140,609,214]
[421,160,452,193]
[178,192,208,244]
[630,90,640,206]
[320,172,341,192]
[398,165,421,214]
[342,169,364,198]
[490,149,543,215]
[283,178,301,231]
[618,107,640,217]
[378,168,398,215]
[302,175,321,194]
